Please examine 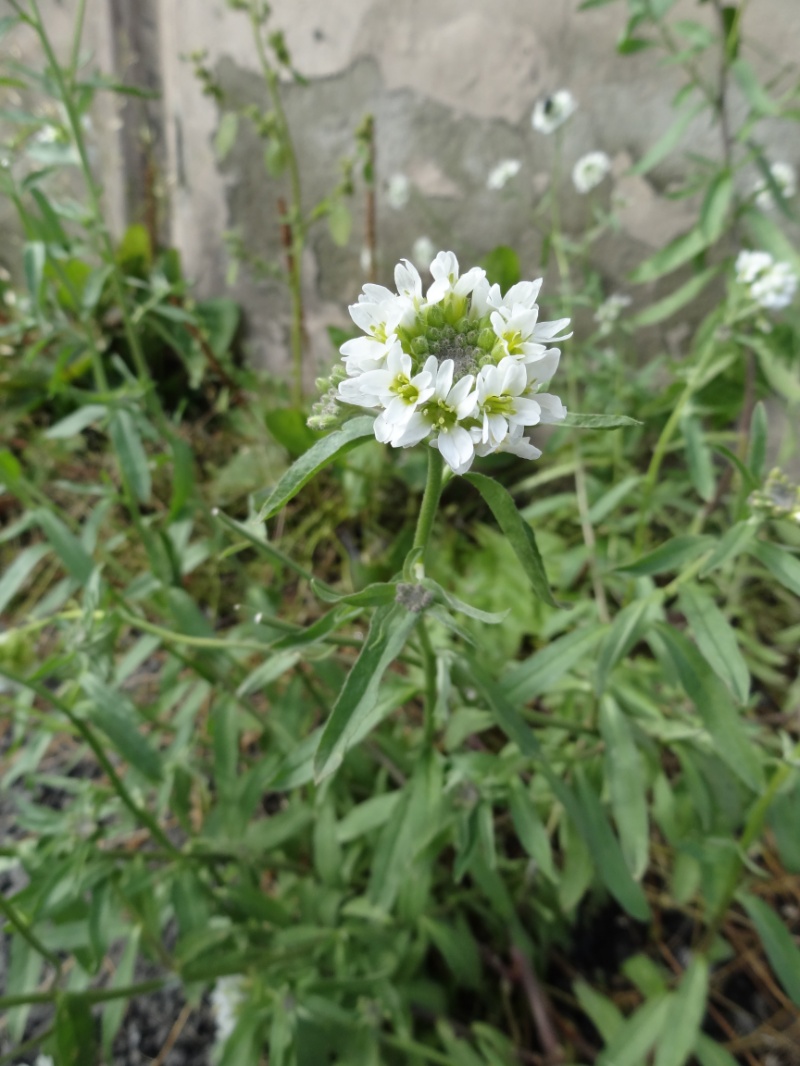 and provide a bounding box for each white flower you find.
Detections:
[532,90,577,135]
[386,173,411,210]
[359,246,374,274]
[487,158,522,191]
[735,250,773,285]
[572,151,612,194]
[412,235,436,270]
[594,293,631,334]
[474,357,544,451]
[751,261,797,310]
[736,250,798,310]
[211,975,246,1046]
[754,161,797,211]
[427,250,486,305]
[330,250,568,474]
